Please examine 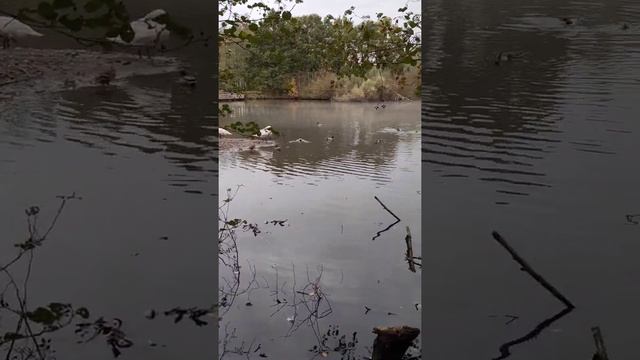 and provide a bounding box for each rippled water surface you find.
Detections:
[0,1,215,358]
[219,101,421,359]
[424,0,640,359]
